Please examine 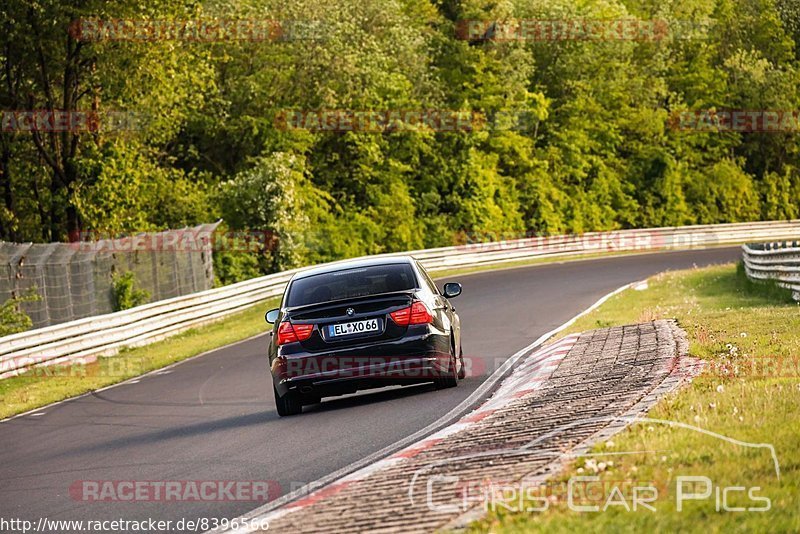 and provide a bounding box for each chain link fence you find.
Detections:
[0,222,220,329]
